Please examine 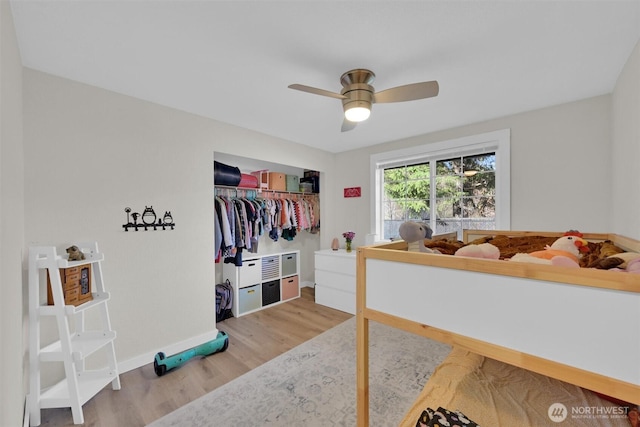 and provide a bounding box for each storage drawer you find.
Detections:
[268,172,286,191]
[64,272,80,286]
[315,284,355,315]
[262,255,280,280]
[238,258,261,288]
[63,287,80,305]
[286,175,299,192]
[315,253,356,276]
[262,280,280,306]
[315,270,355,294]
[281,275,299,301]
[282,252,297,276]
[63,266,81,276]
[239,284,262,314]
